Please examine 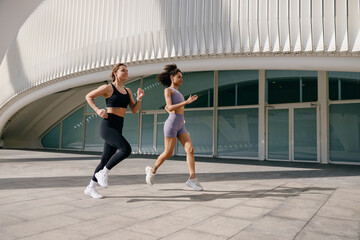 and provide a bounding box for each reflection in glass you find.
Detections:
[61,107,84,150]
[329,72,360,100]
[156,113,168,154]
[218,109,258,157]
[142,75,165,110]
[181,71,214,108]
[41,123,60,149]
[218,70,258,106]
[177,110,213,155]
[294,108,317,161]
[266,70,317,104]
[268,109,289,160]
[330,103,360,162]
[141,114,155,154]
[84,114,103,151]
[123,113,139,153]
